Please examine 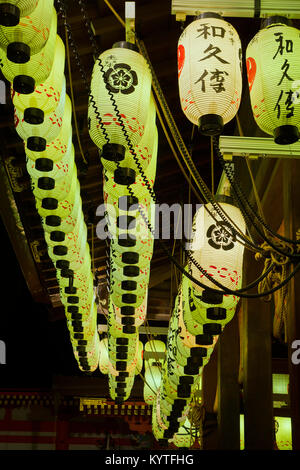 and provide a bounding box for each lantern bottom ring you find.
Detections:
[274,125,300,145]
[198,114,224,136]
